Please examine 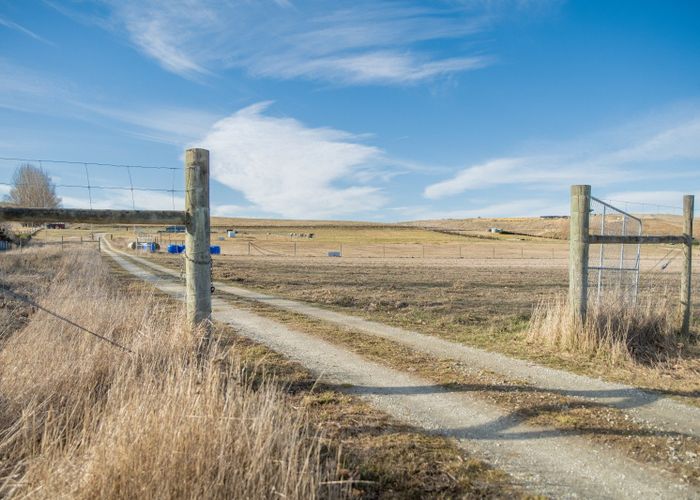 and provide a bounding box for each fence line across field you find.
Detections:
[0,148,214,350]
[0,155,185,210]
